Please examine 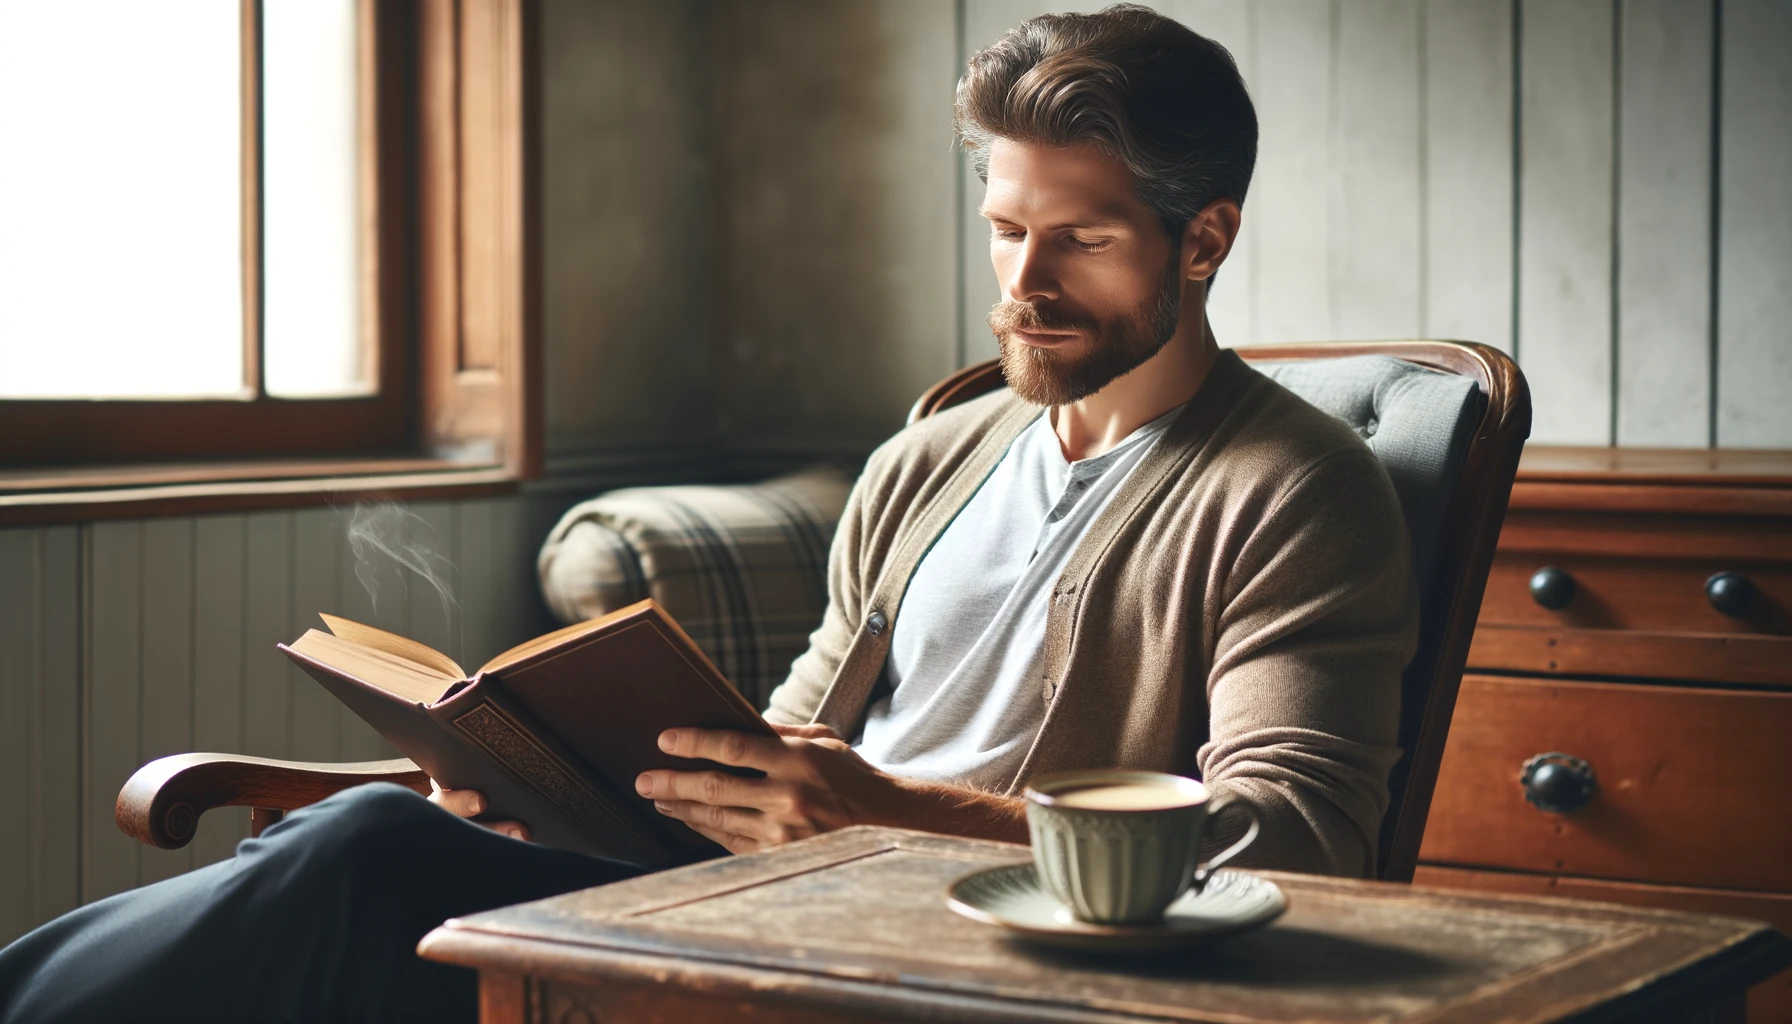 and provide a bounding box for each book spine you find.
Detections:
[442,688,669,865]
